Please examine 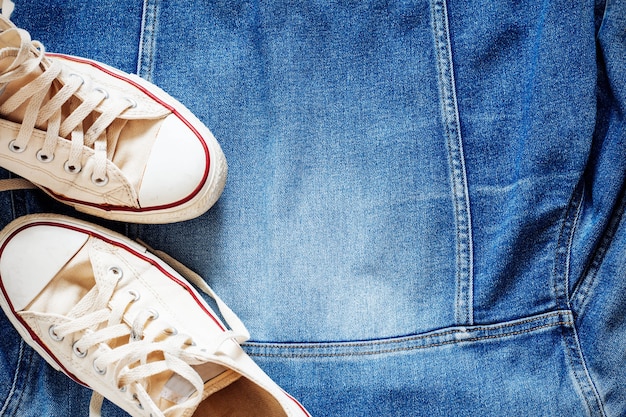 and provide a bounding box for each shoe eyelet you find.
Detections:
[8,140,25,153]
[123,97,138,109]
[36,149,54,163]
[119,385,127,393]
[147,308,159,320]
[48,325,64,342]
[72,342,87,358]
[64,161,82,174]
[93,360,107,375]
[163,327,178,336]
[108,266,123,281]
[128,290,140,302]
[69,72,85,86]
[91,174,109,187]
[94,87,109,99]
